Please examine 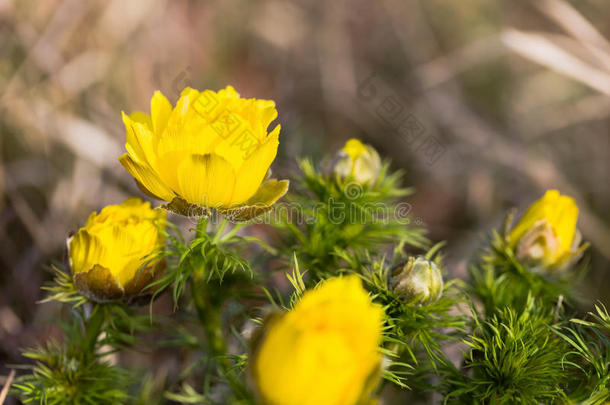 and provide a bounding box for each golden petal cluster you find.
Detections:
[68,198,166,302]
[119,86,288,221]
[251,275,384,405]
